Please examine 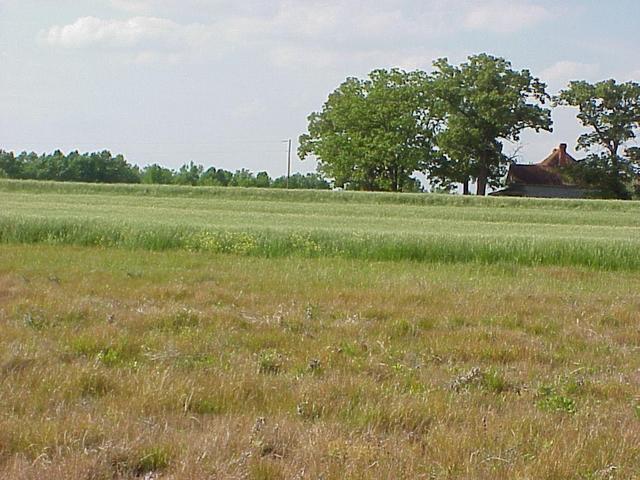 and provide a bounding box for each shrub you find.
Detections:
[536,386,577,414]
